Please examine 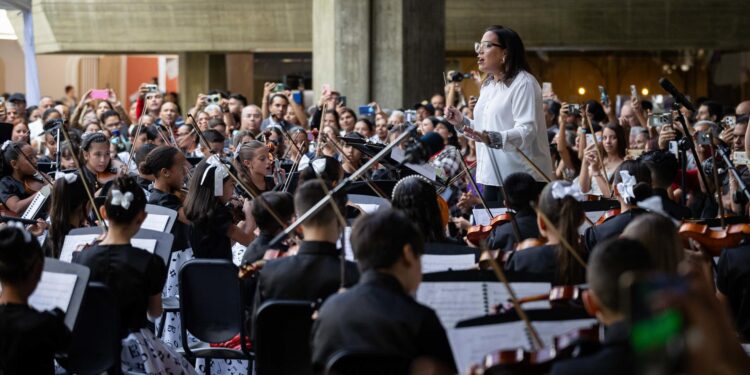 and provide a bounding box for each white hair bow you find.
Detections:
[550,181,585,201]
[202,155,229,197]
[312,158,327,176]
[1,140,11,151]
[616,170,636,201]
[7,222,32,243]
[111,189,134,210]
[55,171,78,184]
